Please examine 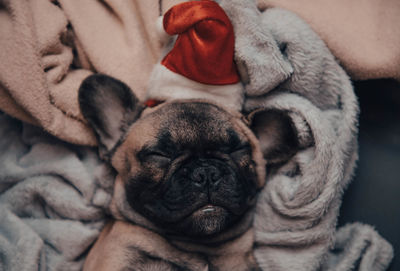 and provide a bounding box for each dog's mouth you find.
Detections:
[139,195,251,237]
[200,204,219,213]
[178,204,230,236]
[179,200,238,222]
[170,203,228,222]
[195,204,226,216]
